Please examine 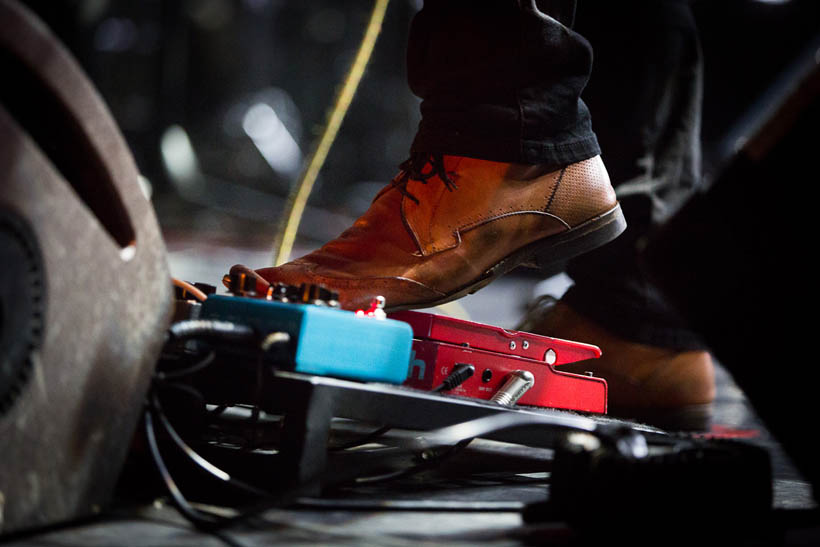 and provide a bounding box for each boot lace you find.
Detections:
[391,151,458,204]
